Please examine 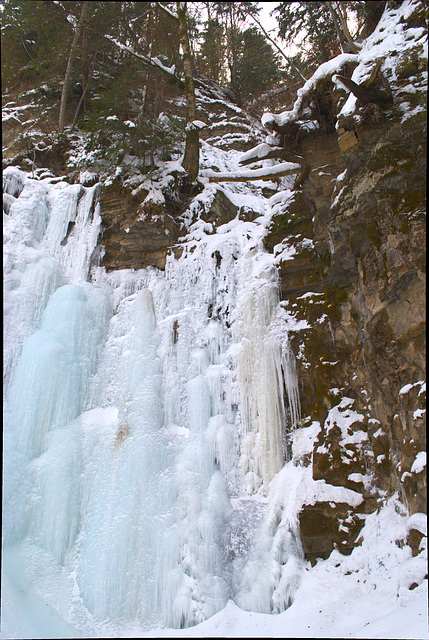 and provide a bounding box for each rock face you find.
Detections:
[96,79,262,271]
[98,179,240,271]
[99,179,181,270]
[263,20,426,562]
